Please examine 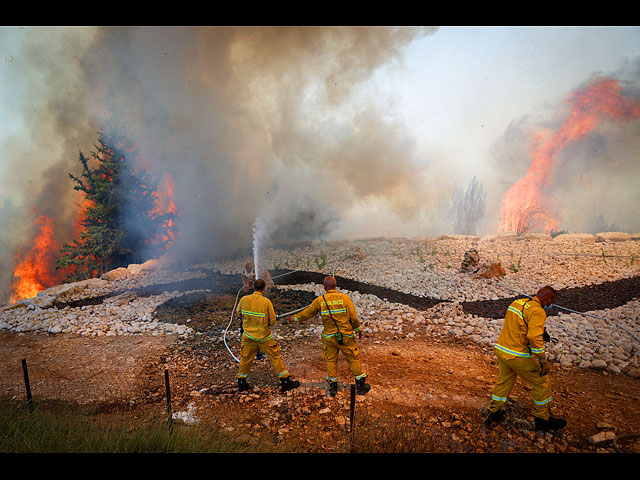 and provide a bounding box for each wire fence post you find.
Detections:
[350,384,356,433]
[21,359,33,413]
[164,369,173,433]
[349,384,356,452]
